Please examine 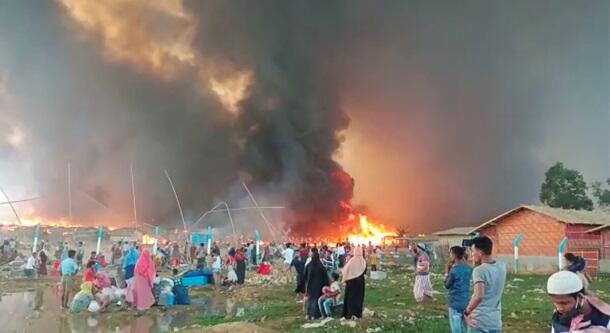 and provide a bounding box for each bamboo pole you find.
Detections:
[163,169,187,232]
[0,186,22,225]
[130,164,138,232]
[242,182,279,242]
